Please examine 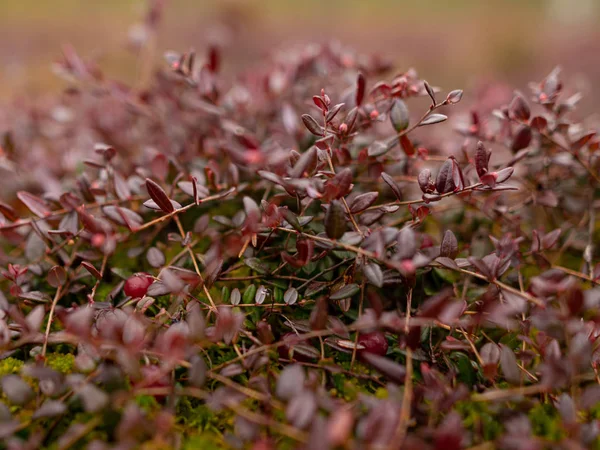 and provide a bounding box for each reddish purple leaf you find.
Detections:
[349,192,378,213]
[17,191,52,218]
[145,178,175,214]
[356,72,366,106]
